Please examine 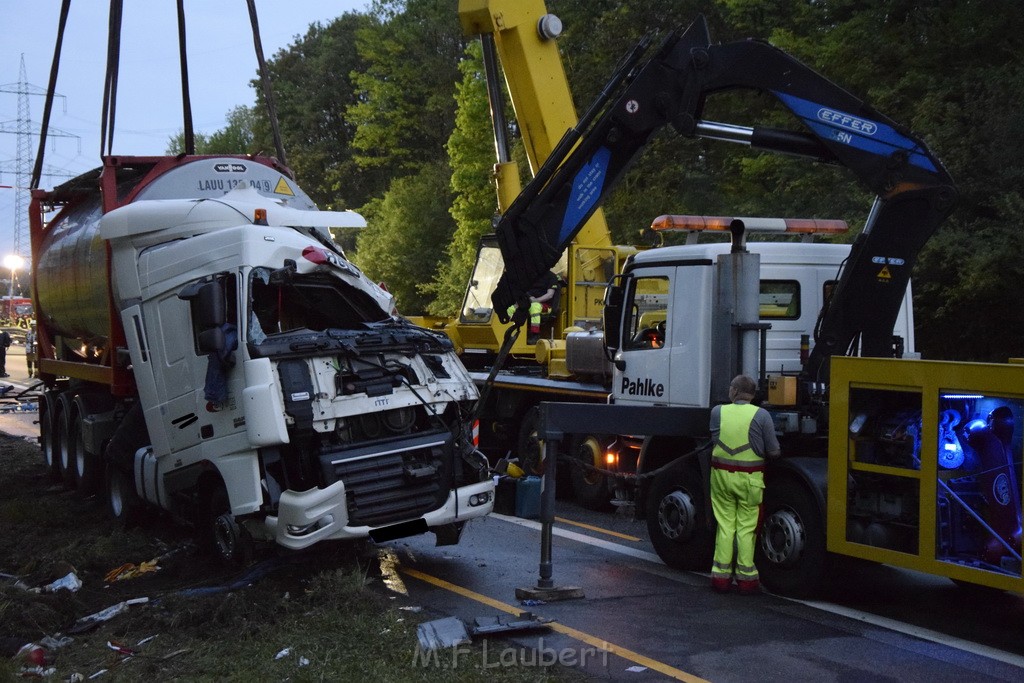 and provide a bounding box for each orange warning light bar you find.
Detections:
[650,214,848,235]
[254,208,268,225]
